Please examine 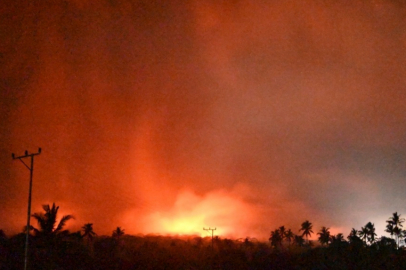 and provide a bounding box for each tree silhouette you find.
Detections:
[330,233,345,244]
[28,203,75,269]
[284,229,294,246]
[317,227,330,246]
[336,233,344,242]
[359,226,369,245]
[347,228,362,244]
[82,223,97,244]
[386,212,404,248]
[112,227,125,239]
[269,229,282,249]
[240,237,254,249]
[299,220,313,244]
[360,222,377,245]
[366,222,377,245]
[278,226,286,241]
[293,235,305,247]
[31,203,73,238]
[385,222,394,239]
[376,236,396,251]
